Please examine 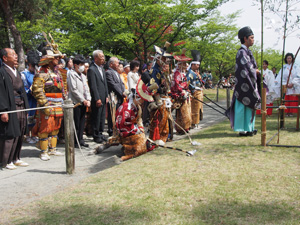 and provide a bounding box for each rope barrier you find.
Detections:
[0,101,117,166]
[72,120,116,165]
[0,104,64,115]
